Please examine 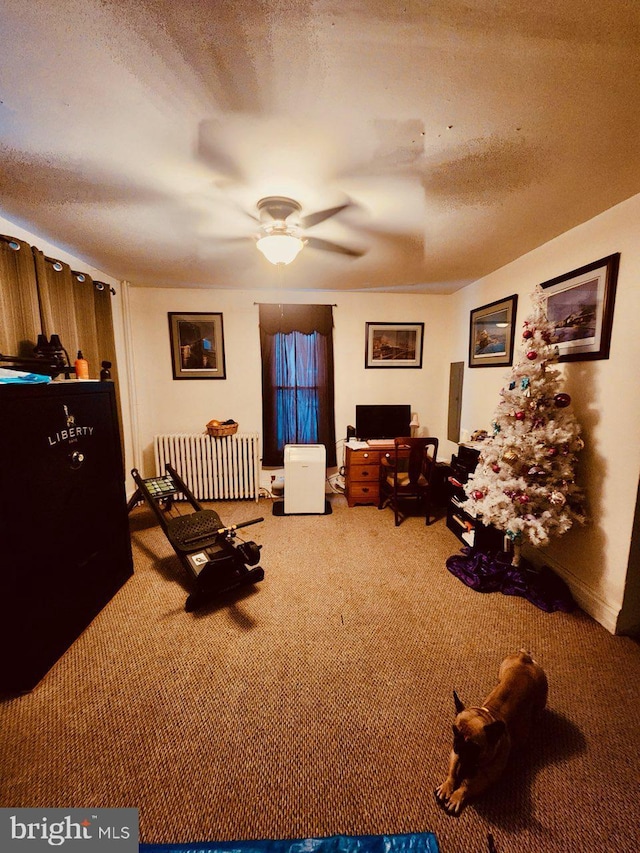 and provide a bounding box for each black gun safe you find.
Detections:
[0,381,133,693]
